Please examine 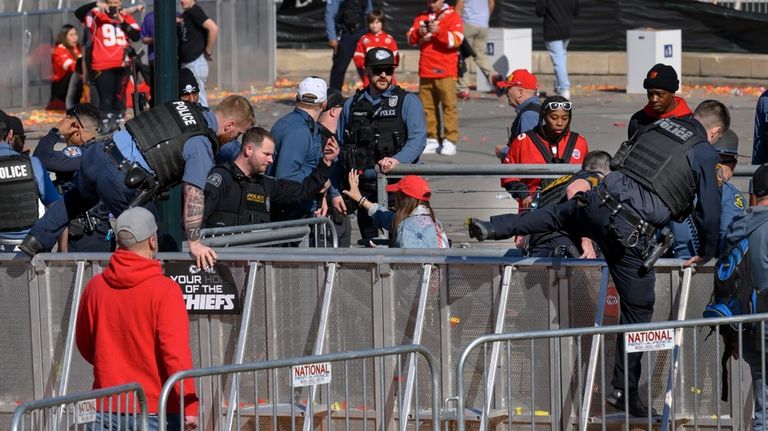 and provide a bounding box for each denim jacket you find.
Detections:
[368,204,449,248]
